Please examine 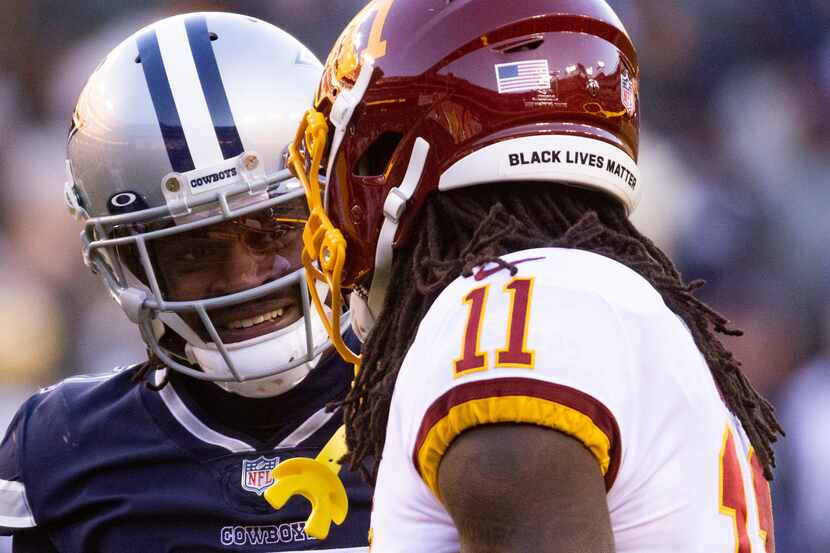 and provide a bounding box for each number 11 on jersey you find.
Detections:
[454,277,536,377]
[719,425,774,553]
